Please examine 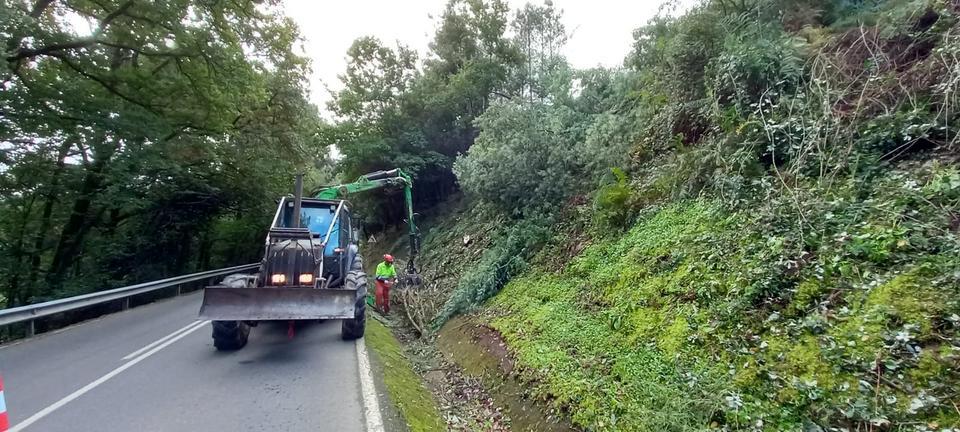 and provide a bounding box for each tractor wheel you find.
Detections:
[341,298,366,340]
[212,320,250,351]
[341,270,367,340]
